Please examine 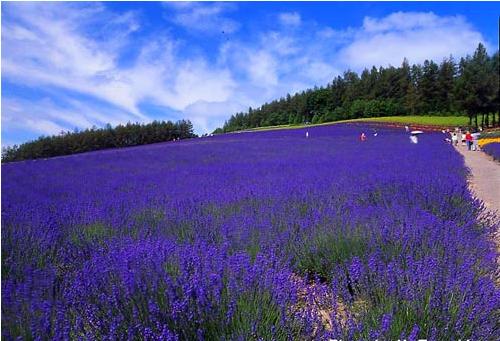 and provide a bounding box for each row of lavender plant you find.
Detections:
[482,142,500,161]
[2,124,498,340]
